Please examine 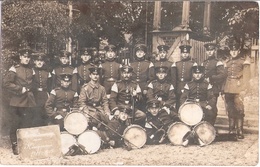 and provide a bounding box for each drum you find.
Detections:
[193,121,216,145]
[167,122,192,145]
[178,102,203,126]
[77,130,101,154]
[60,132,77,155]
[123,124,147,149]
[64,112,88,135]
